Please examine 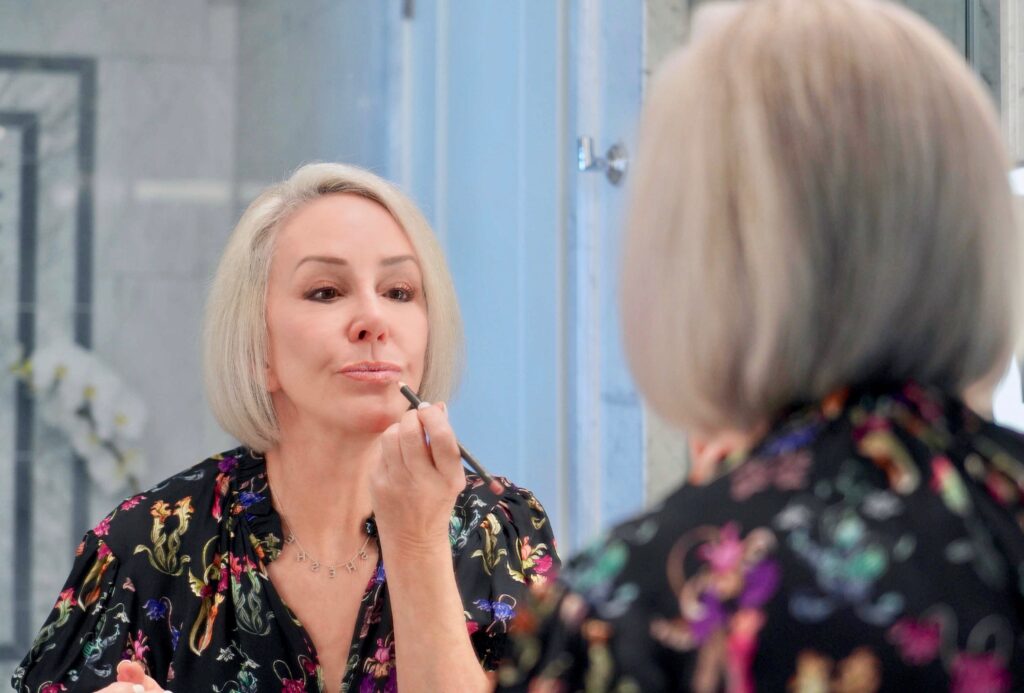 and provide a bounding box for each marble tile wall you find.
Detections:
[1003,0,1024,163]
[0,0,239,677]
[1,1,398,675]
[235,0,392,204]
